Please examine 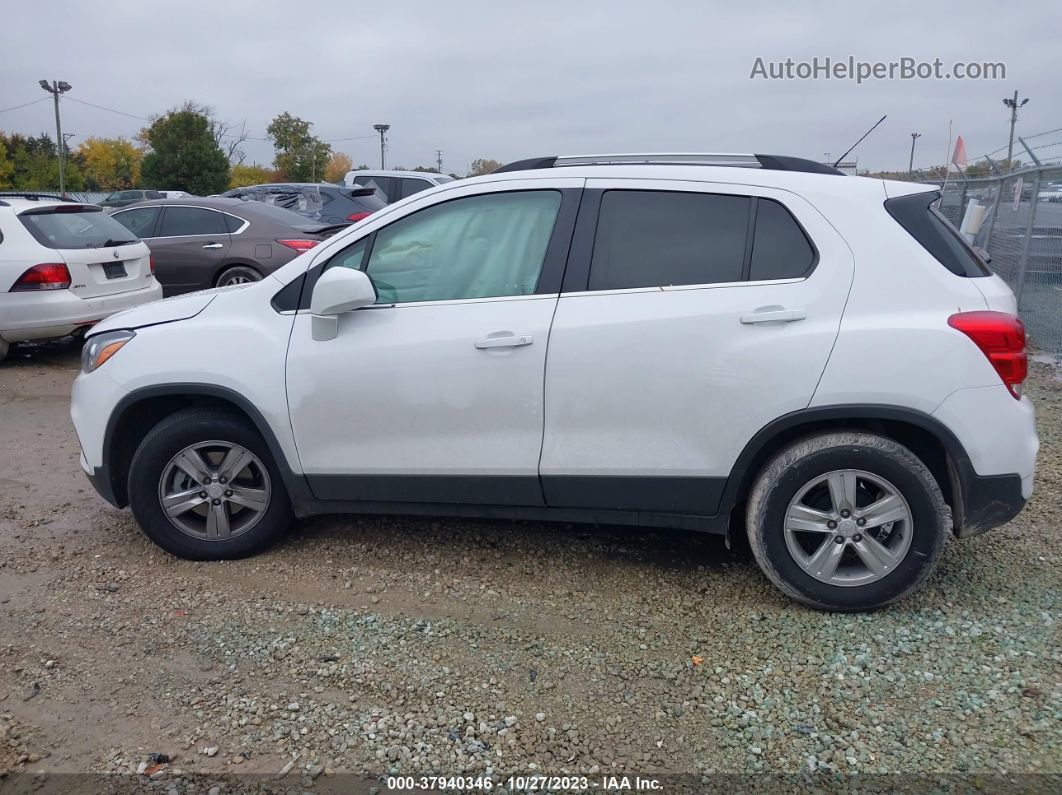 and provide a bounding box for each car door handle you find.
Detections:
[474,335,534,349]
[202,242,223,249]
[740,308,807,324]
